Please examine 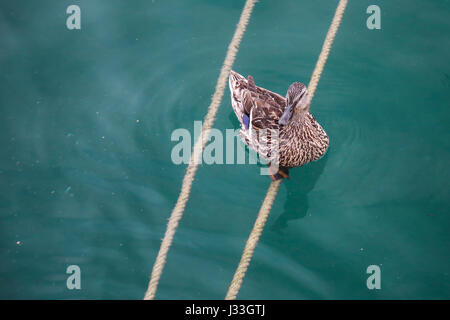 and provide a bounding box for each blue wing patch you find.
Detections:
[242,113,250,130]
